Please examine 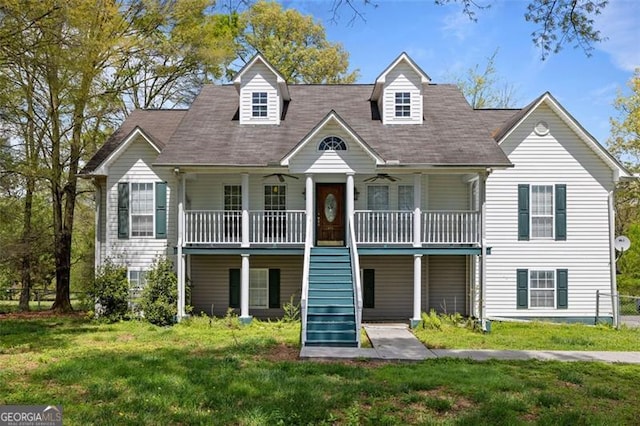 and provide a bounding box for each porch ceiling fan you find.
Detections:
[263,173,299,182]
[363,173,399,183]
